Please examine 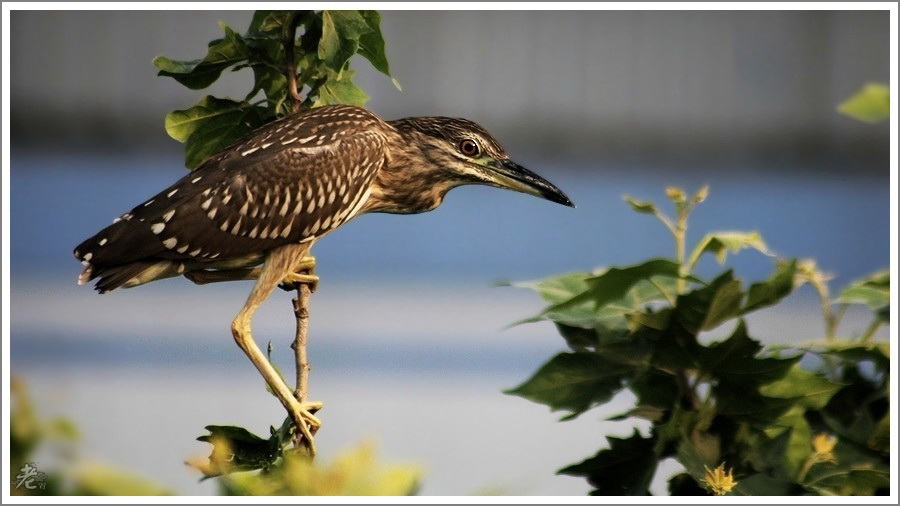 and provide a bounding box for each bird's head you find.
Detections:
[389,116,575,208]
